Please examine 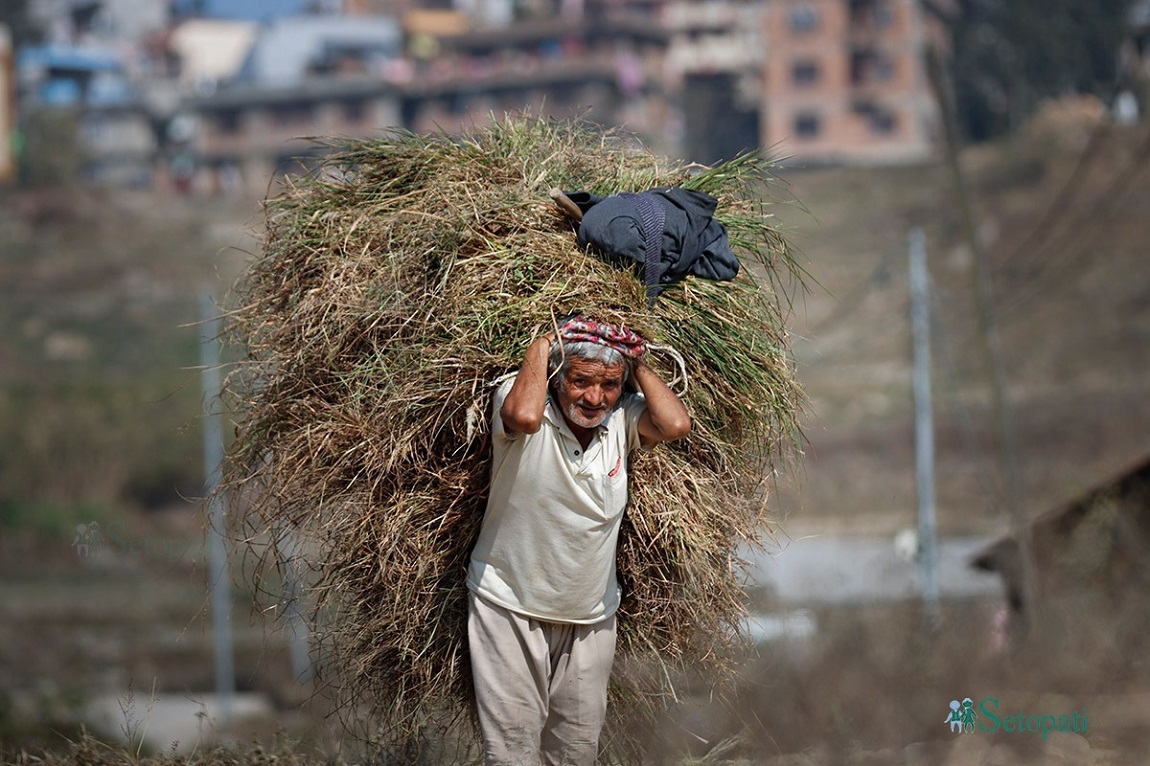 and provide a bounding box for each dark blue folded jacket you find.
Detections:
[564,187,740,302]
